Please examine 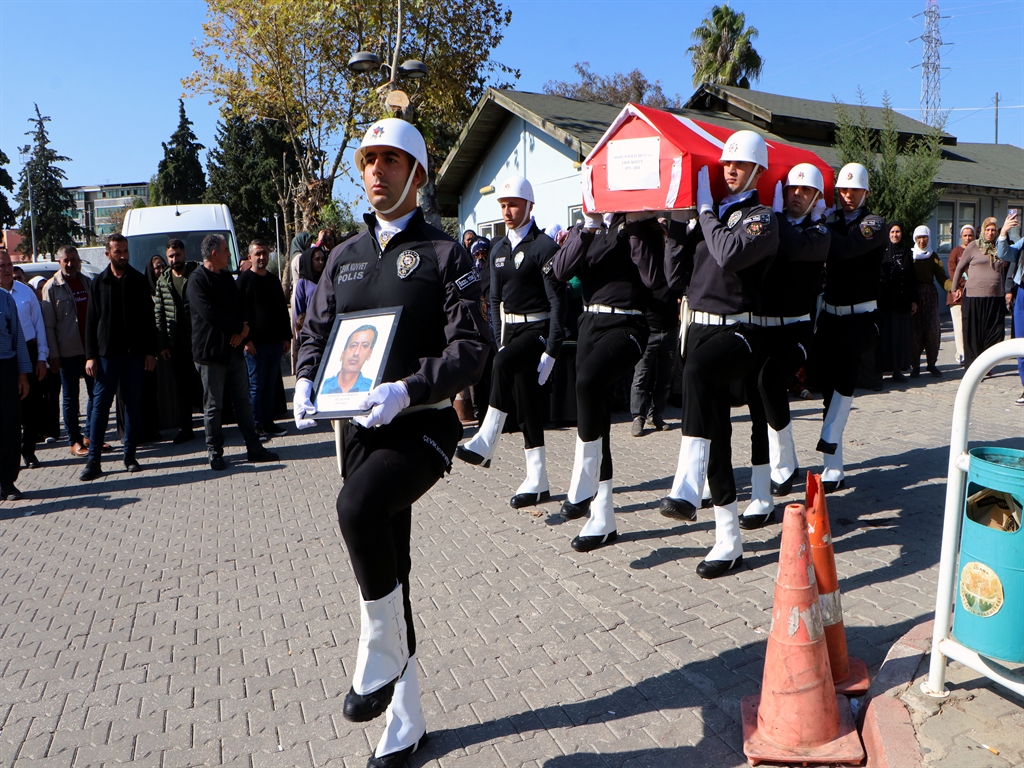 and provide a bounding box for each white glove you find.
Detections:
[687,218,698,233]
[625,211,655,223]
[537,352,556,386]
[583,212,604,230]
[772,181,784,214]
[352,381,410,429]
[293,377,317,429]
[812,199,827,222]
[822,205,836,220]
[696,166,713,215]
